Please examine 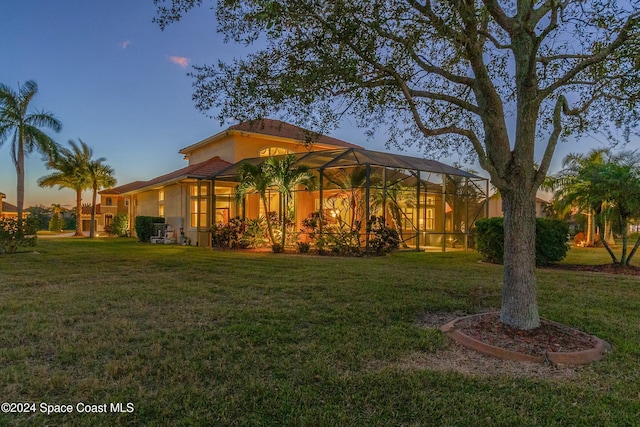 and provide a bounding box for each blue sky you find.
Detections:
[0,1,623,208]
